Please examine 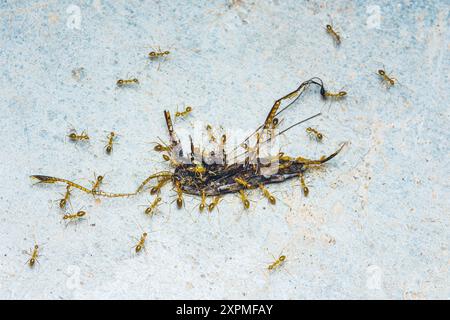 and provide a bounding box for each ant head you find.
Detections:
[143,232,148,237]
[378,69,385,75]
[133,78,139,84]
[177,198,183,209]
[338,91,347,97]
[117,79,124,86]
[106,145,112,153]
[186,106,192,112]
[279,255,286,261]
[97,175,103,182]
[149,51,157,58]
[68,132,77,139]
[244,200,250,209]
[326,24,332,30]
[34,245,39,249]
